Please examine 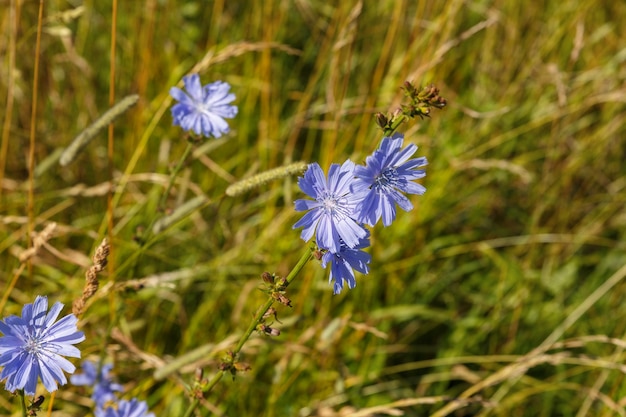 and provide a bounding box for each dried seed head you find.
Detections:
[72,237,111,317]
